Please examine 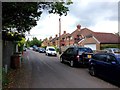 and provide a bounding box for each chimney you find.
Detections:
[49,36,52,40]
[77,24,81,30]
[63,31,66,34]
[55,34,58,37]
